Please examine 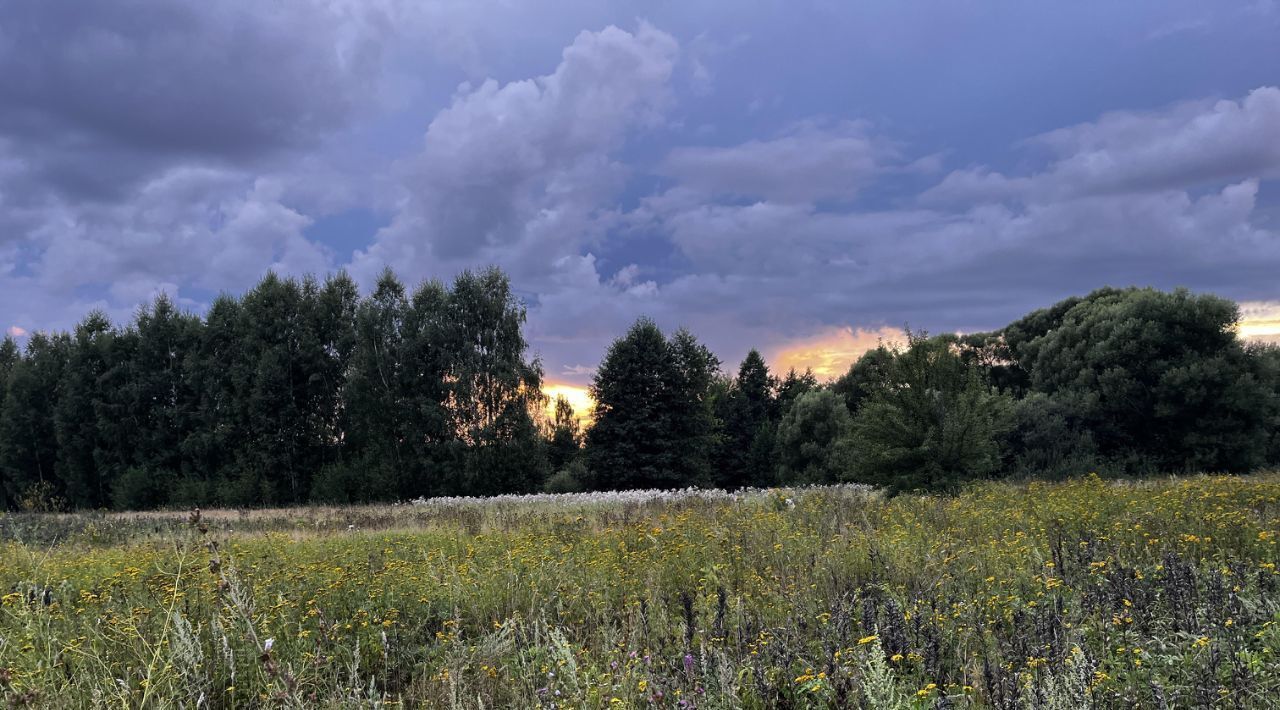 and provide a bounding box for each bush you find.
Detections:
[169,477,216,508]
[1001,393,1110,479]
[849,333,1011,494]
[543,460,587,493]
[311,462,367,504]
[773,390,856,484]
[18,480,66,513]
[111,467,169,511]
